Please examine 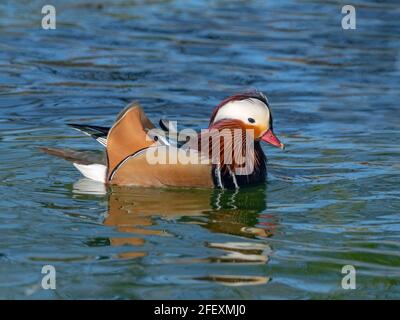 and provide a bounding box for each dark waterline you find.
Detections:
[0,0,399,299]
